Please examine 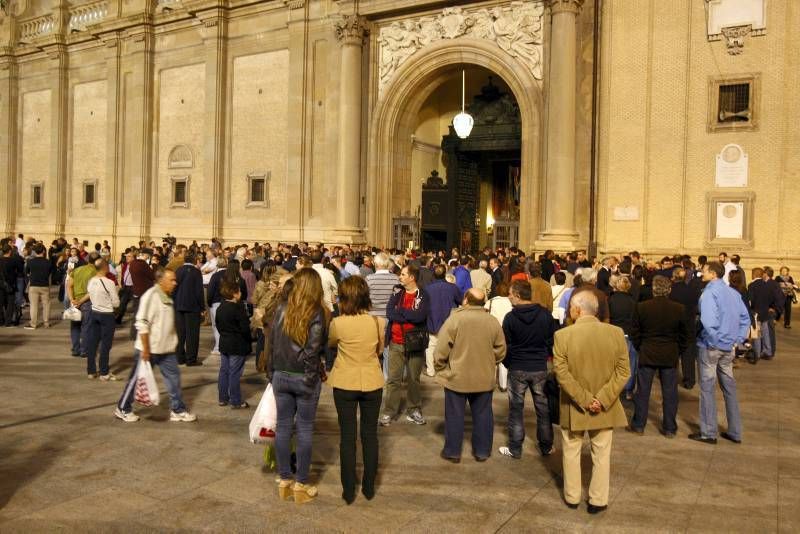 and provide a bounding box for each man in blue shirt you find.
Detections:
[424,265,462,377]
[453,257,473,296]
[690,261,750,445]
